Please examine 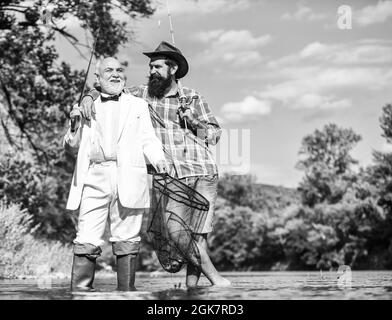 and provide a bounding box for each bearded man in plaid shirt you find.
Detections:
[81,41,231,287]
